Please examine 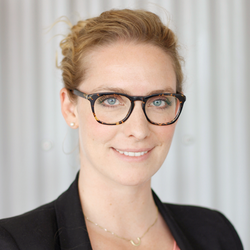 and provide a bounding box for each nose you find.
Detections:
[122,101,150,140]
